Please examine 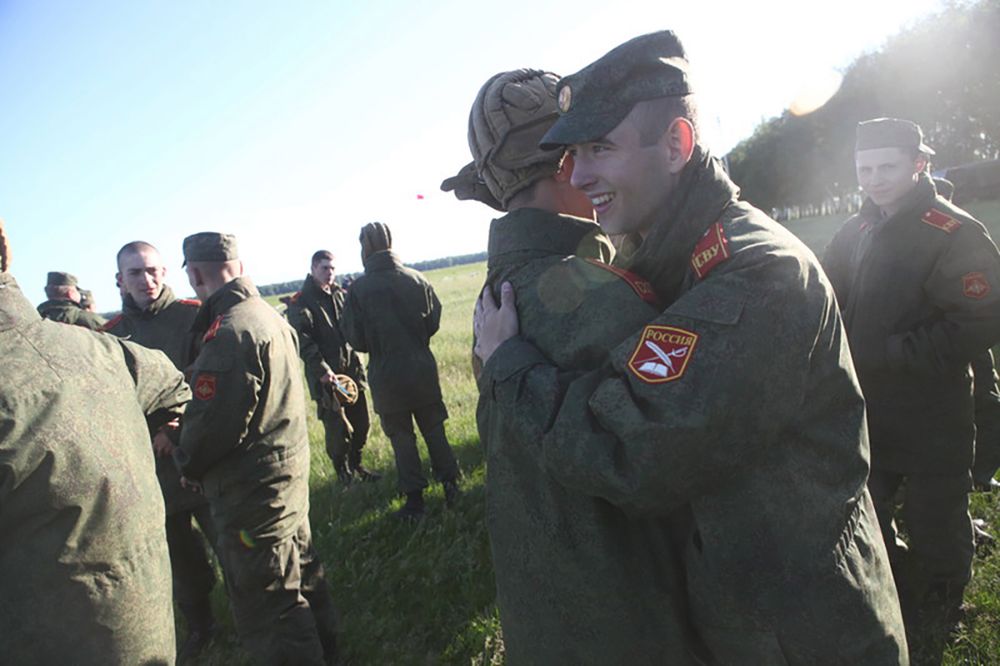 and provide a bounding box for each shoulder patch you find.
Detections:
[691,221,730,279]
[202,315,224,343]
[627,325,699,384]
[584,258,660,307]
[177,298,201,307]
[921,209,962,234]
[963,272,991,300]
[101,313,124,332]
[194,374,217,401]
